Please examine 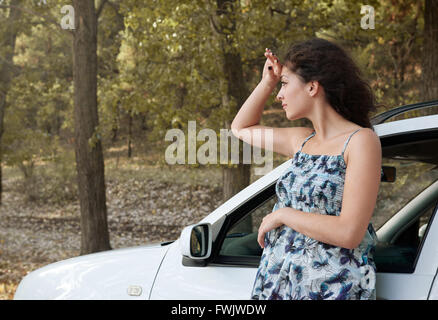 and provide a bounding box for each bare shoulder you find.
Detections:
[355,128,381,150]
[345,127,382,167]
